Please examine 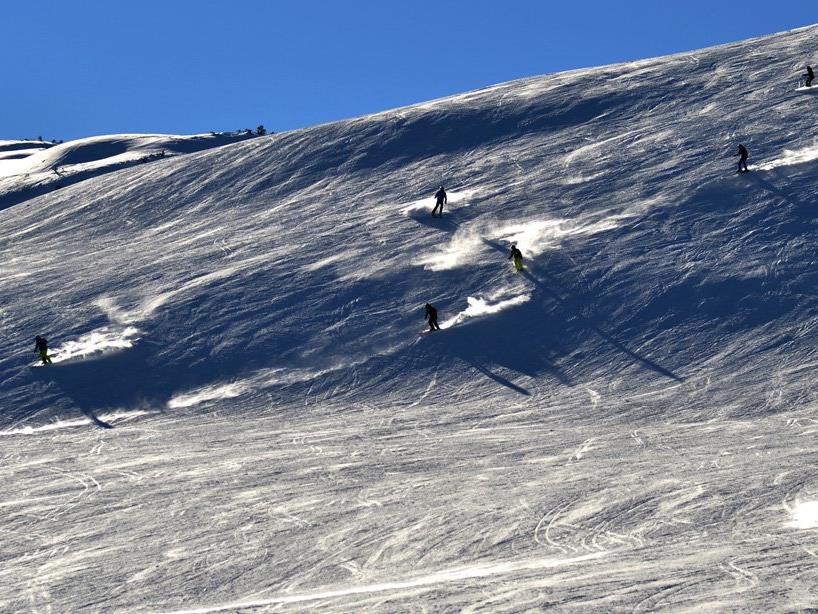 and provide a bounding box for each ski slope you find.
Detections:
[0,139,54,163]
[3,25,818,612]
[0,132,255,210]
